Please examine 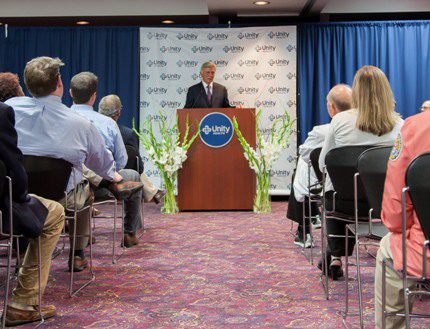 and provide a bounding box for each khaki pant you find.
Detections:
[12,196,65,306]
[140,172,158,203]
[375,233,414,329]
